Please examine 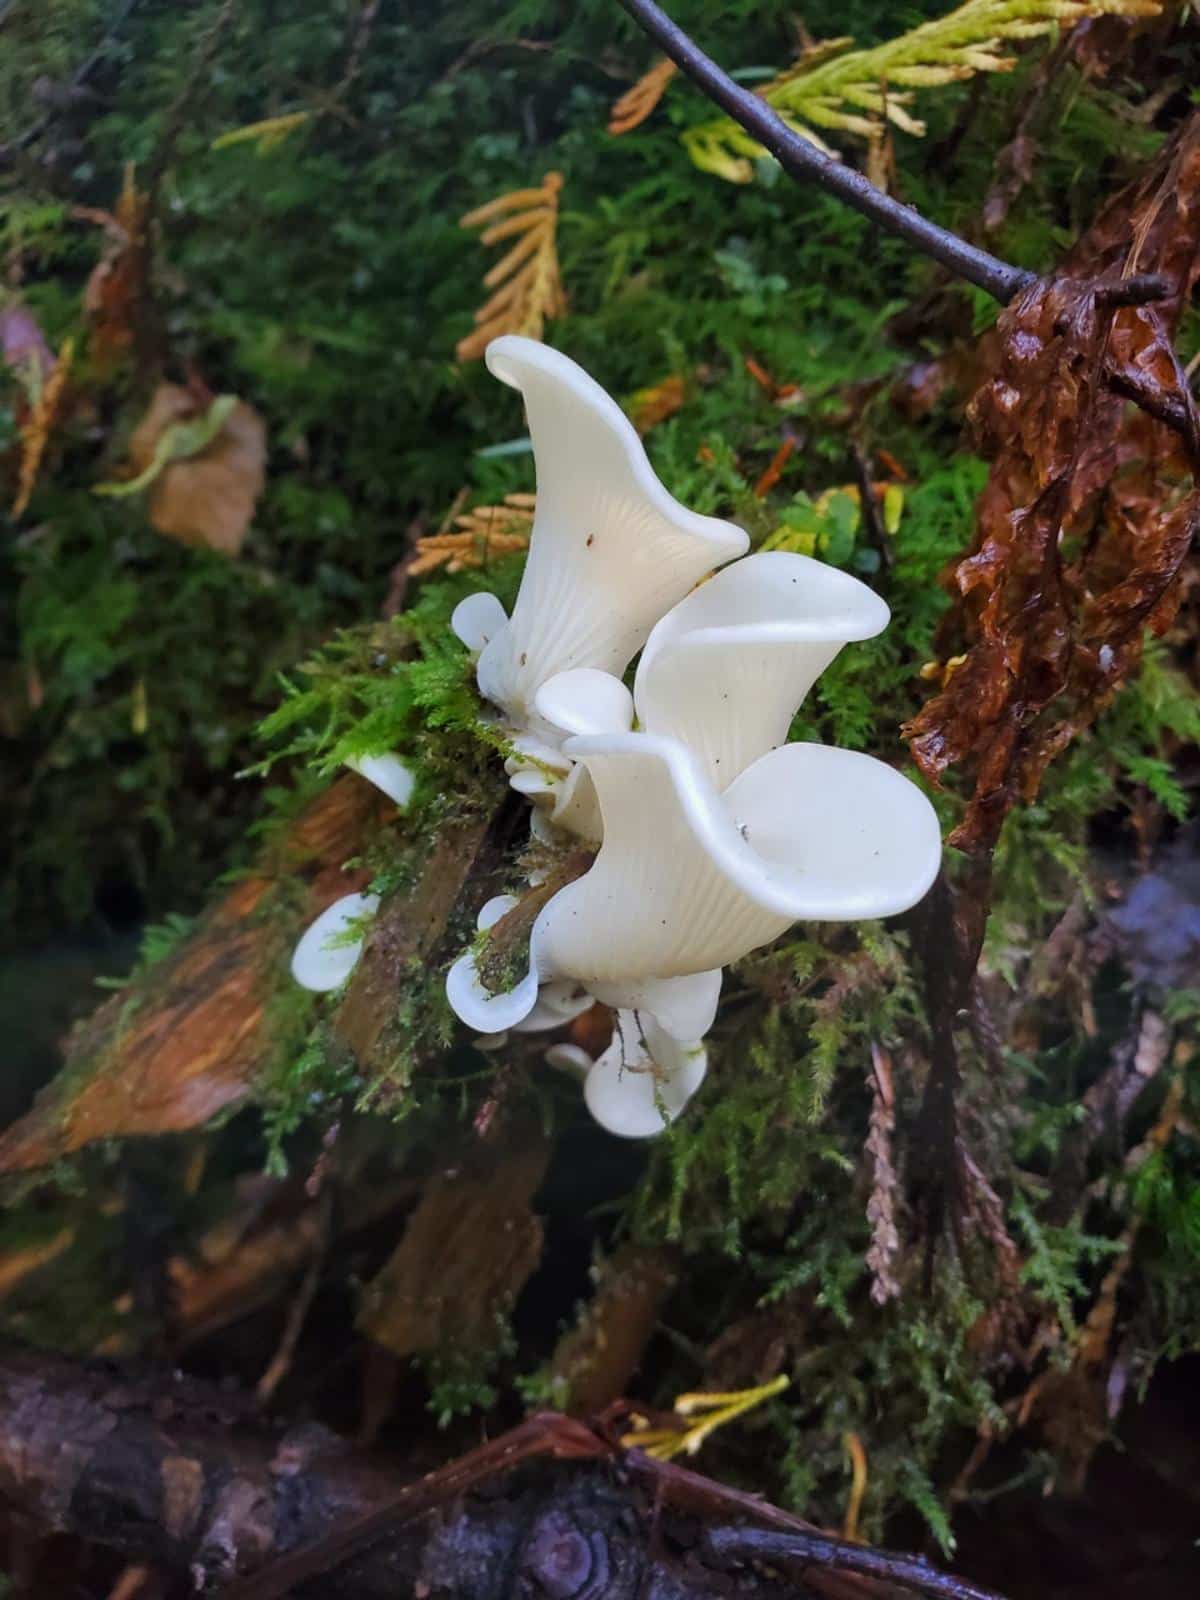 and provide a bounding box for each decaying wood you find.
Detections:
[0,761,512,1178]
[358,1110,549,1360]
[0,1342,398,1594]
[0,777,384,1176]
[547,1241,681,1415]
[164,1160,416,1355]
[333,789,509,1078]
[1048,1007,1172,1223]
